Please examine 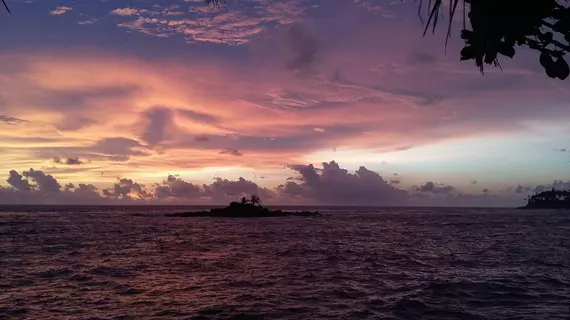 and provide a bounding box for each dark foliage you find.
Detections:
[521,188,570,209]
[206,0,570,79]
[421,0,570,79]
